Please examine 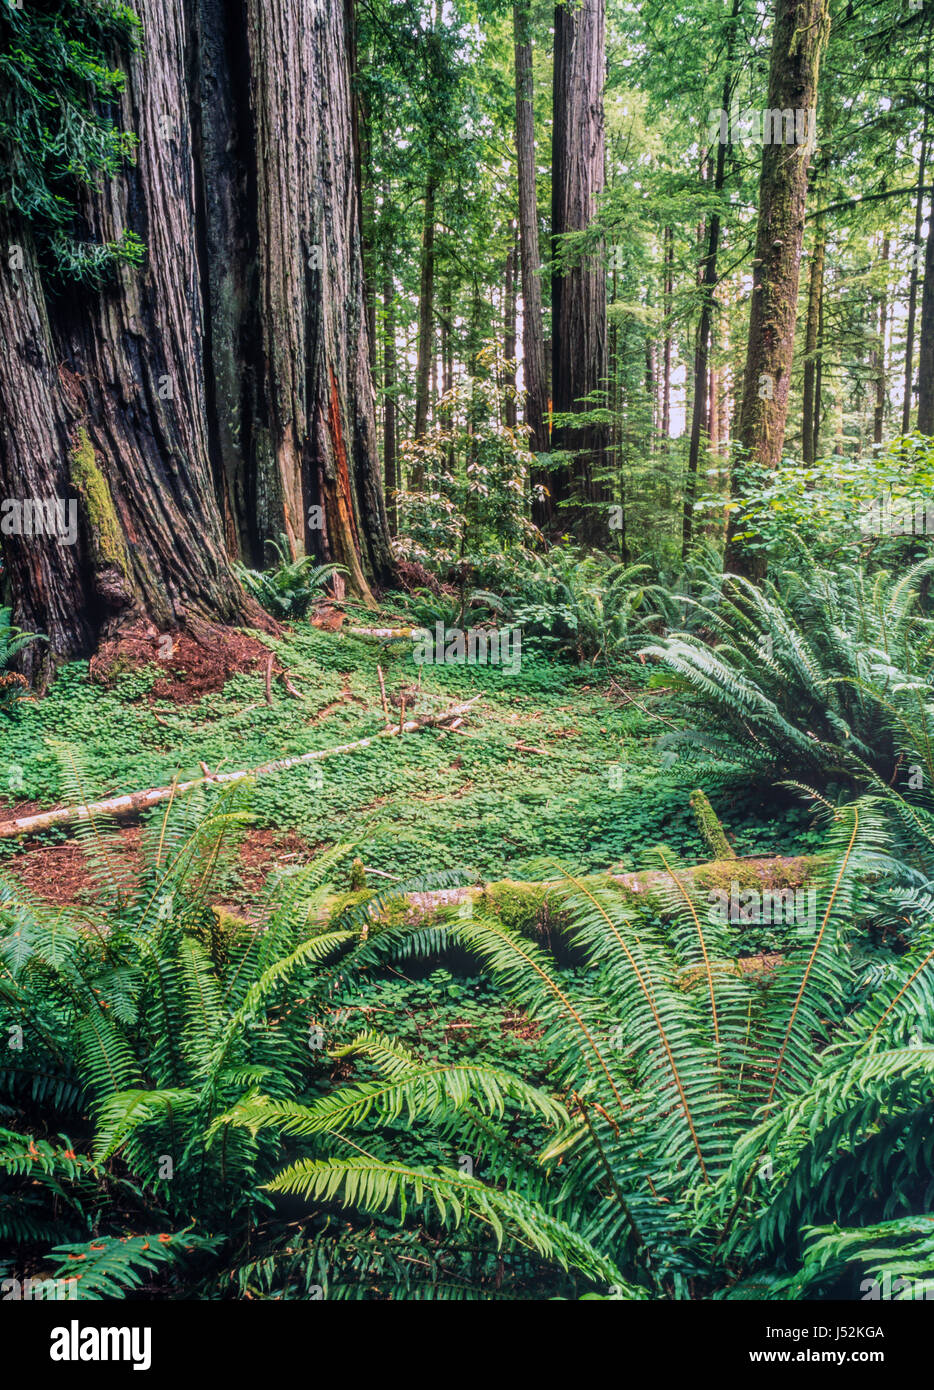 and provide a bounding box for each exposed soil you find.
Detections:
[3,822,317,914]
[89,620,273,704]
